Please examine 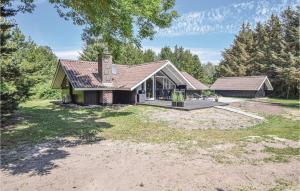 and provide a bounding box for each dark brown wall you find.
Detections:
[113,90,136,104]
[215,90,257,98]
[84,91,99,105]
